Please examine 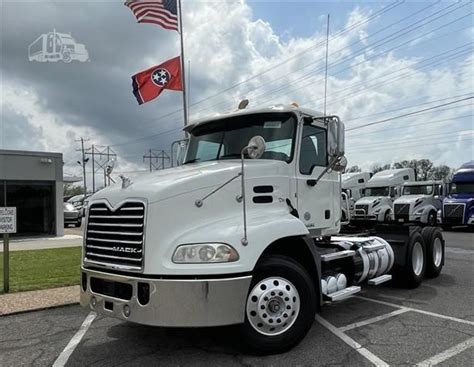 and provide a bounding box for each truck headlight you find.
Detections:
[172,244,239,263]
